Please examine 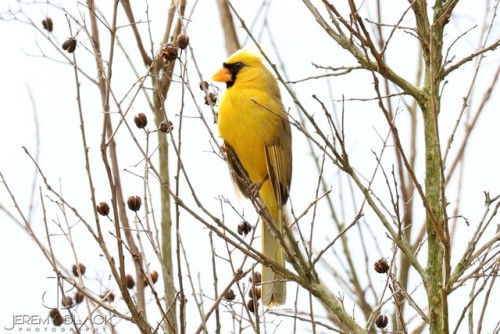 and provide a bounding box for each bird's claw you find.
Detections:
[249,174,269,198]
[249,181,264,199]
